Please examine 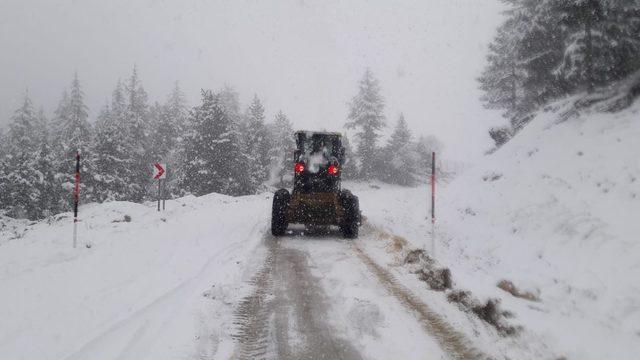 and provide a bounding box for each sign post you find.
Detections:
[153,163,167,211]
[430,152,436,257]
[72,151,81,248]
